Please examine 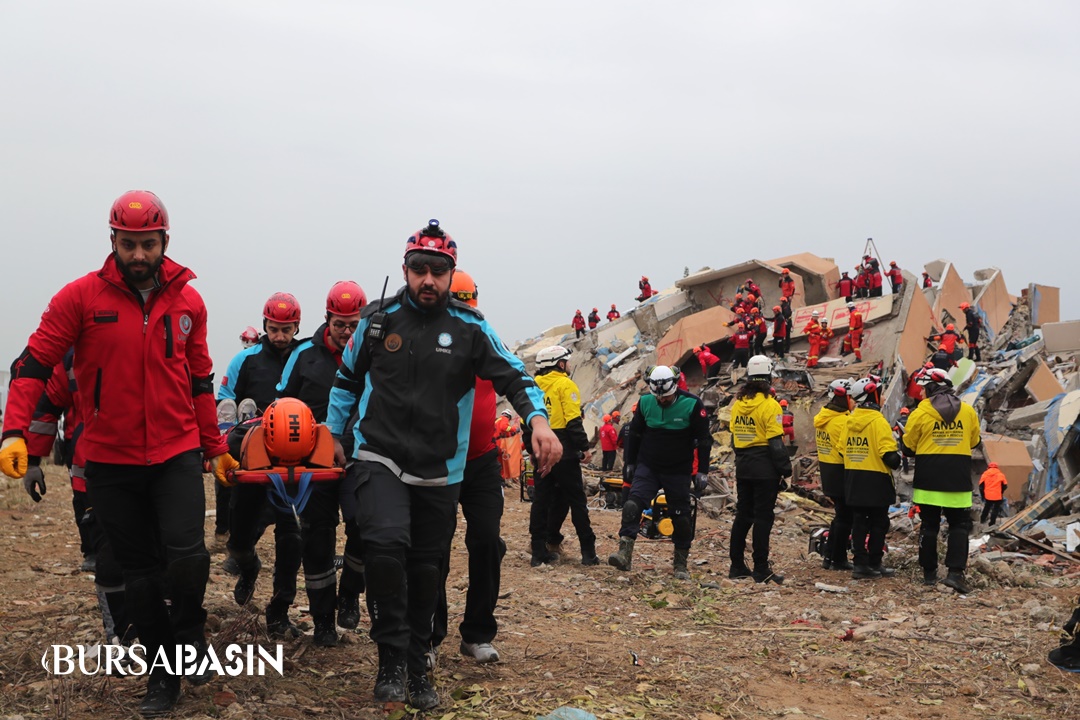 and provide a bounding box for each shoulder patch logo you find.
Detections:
[384,333,403,352]
[178,314,192,340]
[438,332,453,347]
